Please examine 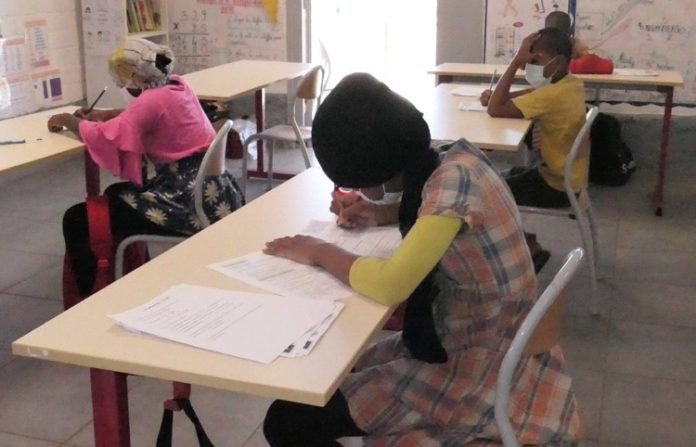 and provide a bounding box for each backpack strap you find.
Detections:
[86,196,115,293]
[156,398,215,447]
